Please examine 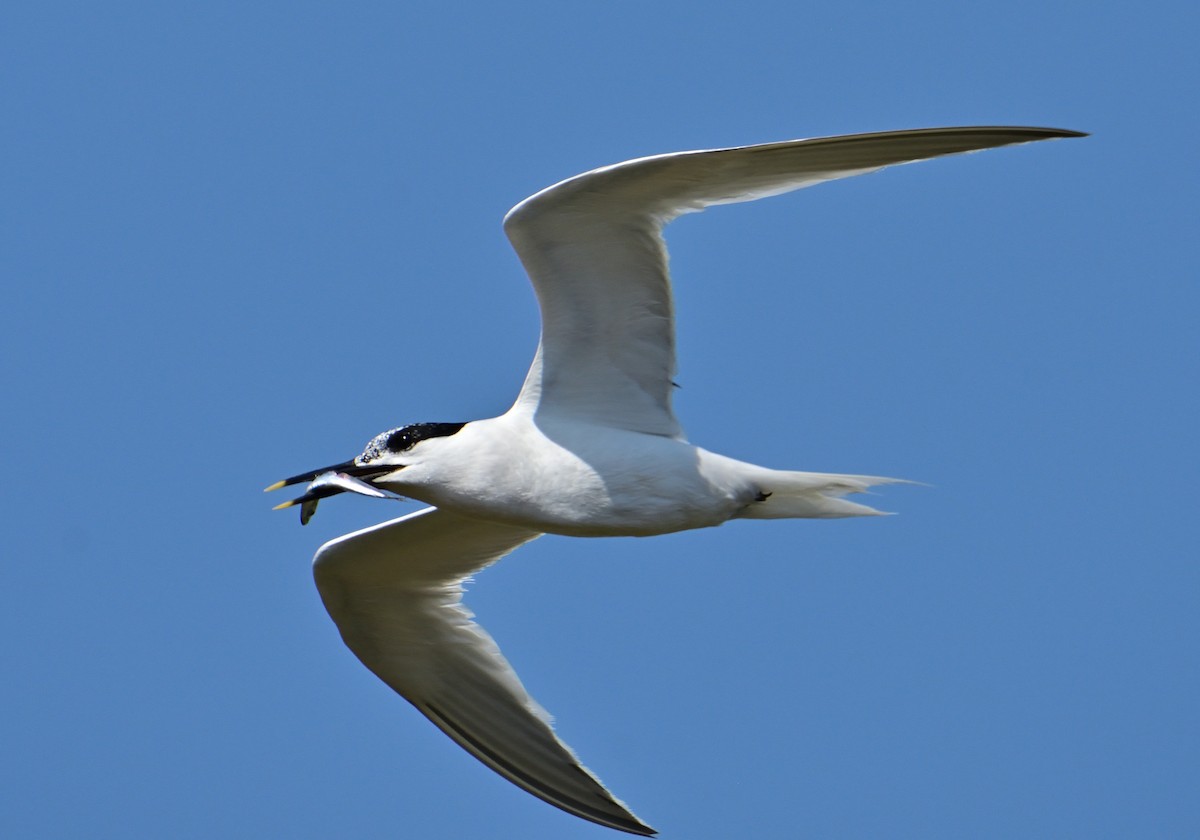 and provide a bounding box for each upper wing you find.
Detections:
[312,506,656,836]
[503,126,1085,437]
